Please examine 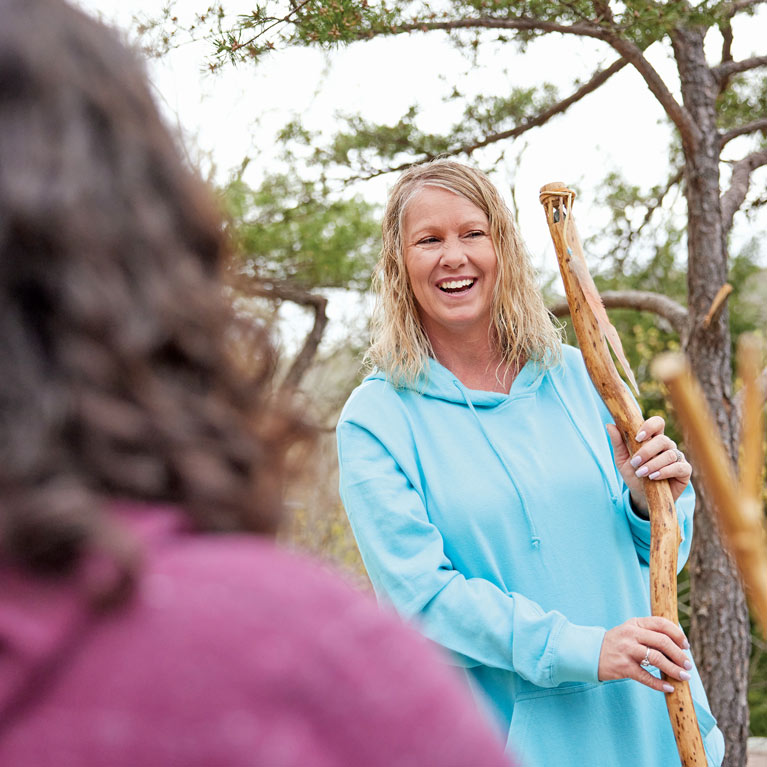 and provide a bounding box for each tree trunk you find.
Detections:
[674,25,751,767]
